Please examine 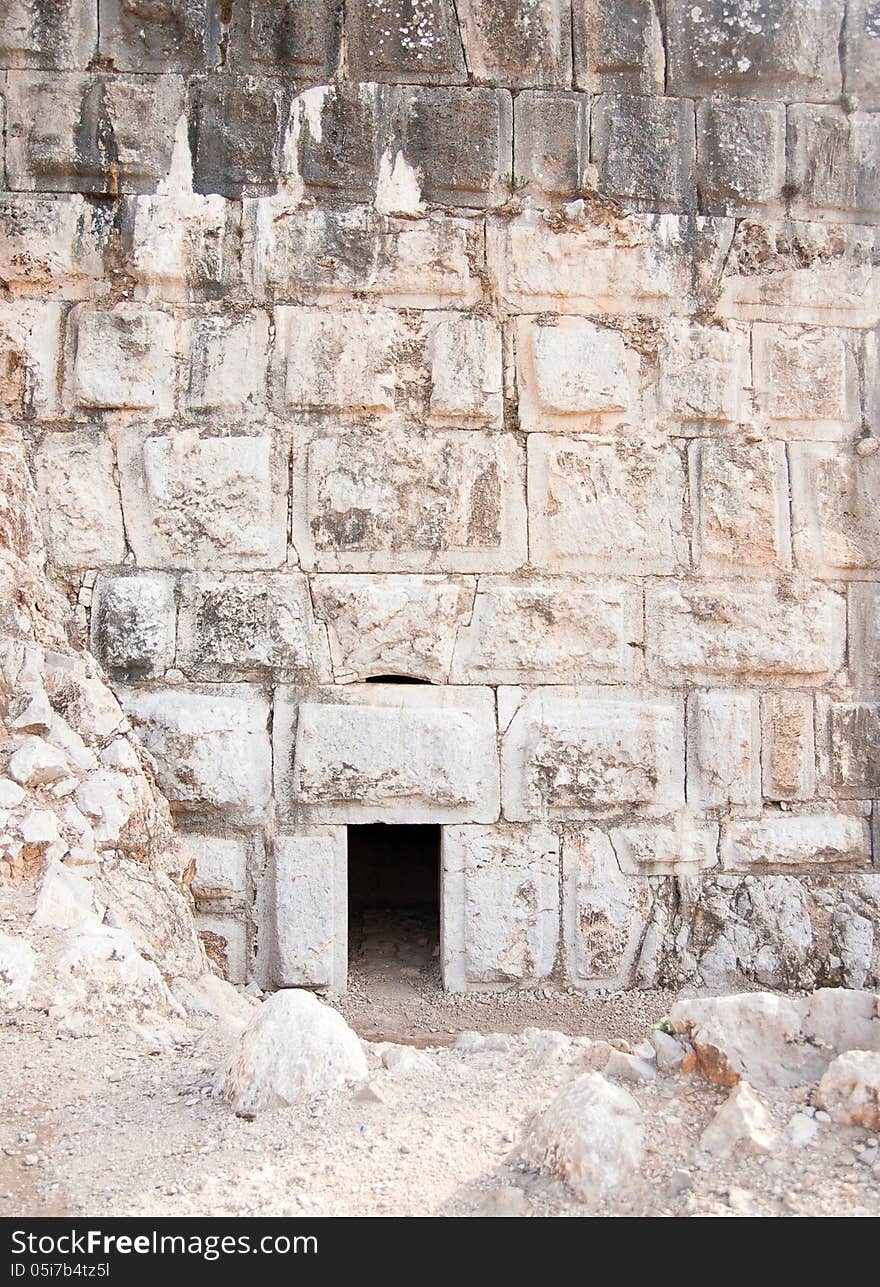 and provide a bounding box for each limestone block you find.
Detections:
[34,433,125,570]
[722,814,870,870]
[455,0,571,88]
[0,301,62,419]
[790,443,880,576]
[573,0,664,94]
[666,0,844,102]
[90,574,176,677]
[827,703,880,796]
[609,818,719,876]
[274,684,499,824]
[176,572,330,682]
[197,913,247,984]
[4,72,184,194]
[501,687,684,821]
[687,691,761,810]
[0,0,97,67]
[0,194,107,294]
[690,440,790,572]
[645,581,846,684]
[120,684,272,816]
[516,317,638,430]
[429,316,502,425]
[848,583,880,688]
[182,312,269,412]
[514,90,589,197]
[186,833,248,902]
[189,75,281,197]
[591,94,696,212]
[442,824,558,991]
[344,0,466,84]
[845,0,880,109]
[310,574,473,683]
[292,425,526,573]
[449,577,642,685]
[272,830,346,990]
[277,305,401,414]
[118,428,287,570]
[528,437,687,575]
[130,191,235,298]
[98,0,207,71]
[658,320,749,427]
[696,98,786,216]
[752,325,858,438]
[227,0,341,76]
[393,86,513,208]
[69,305,176,413]
[287,83,380,201]
[788,106,880,222]
[562,828,650,988]
[761,693,816,801]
